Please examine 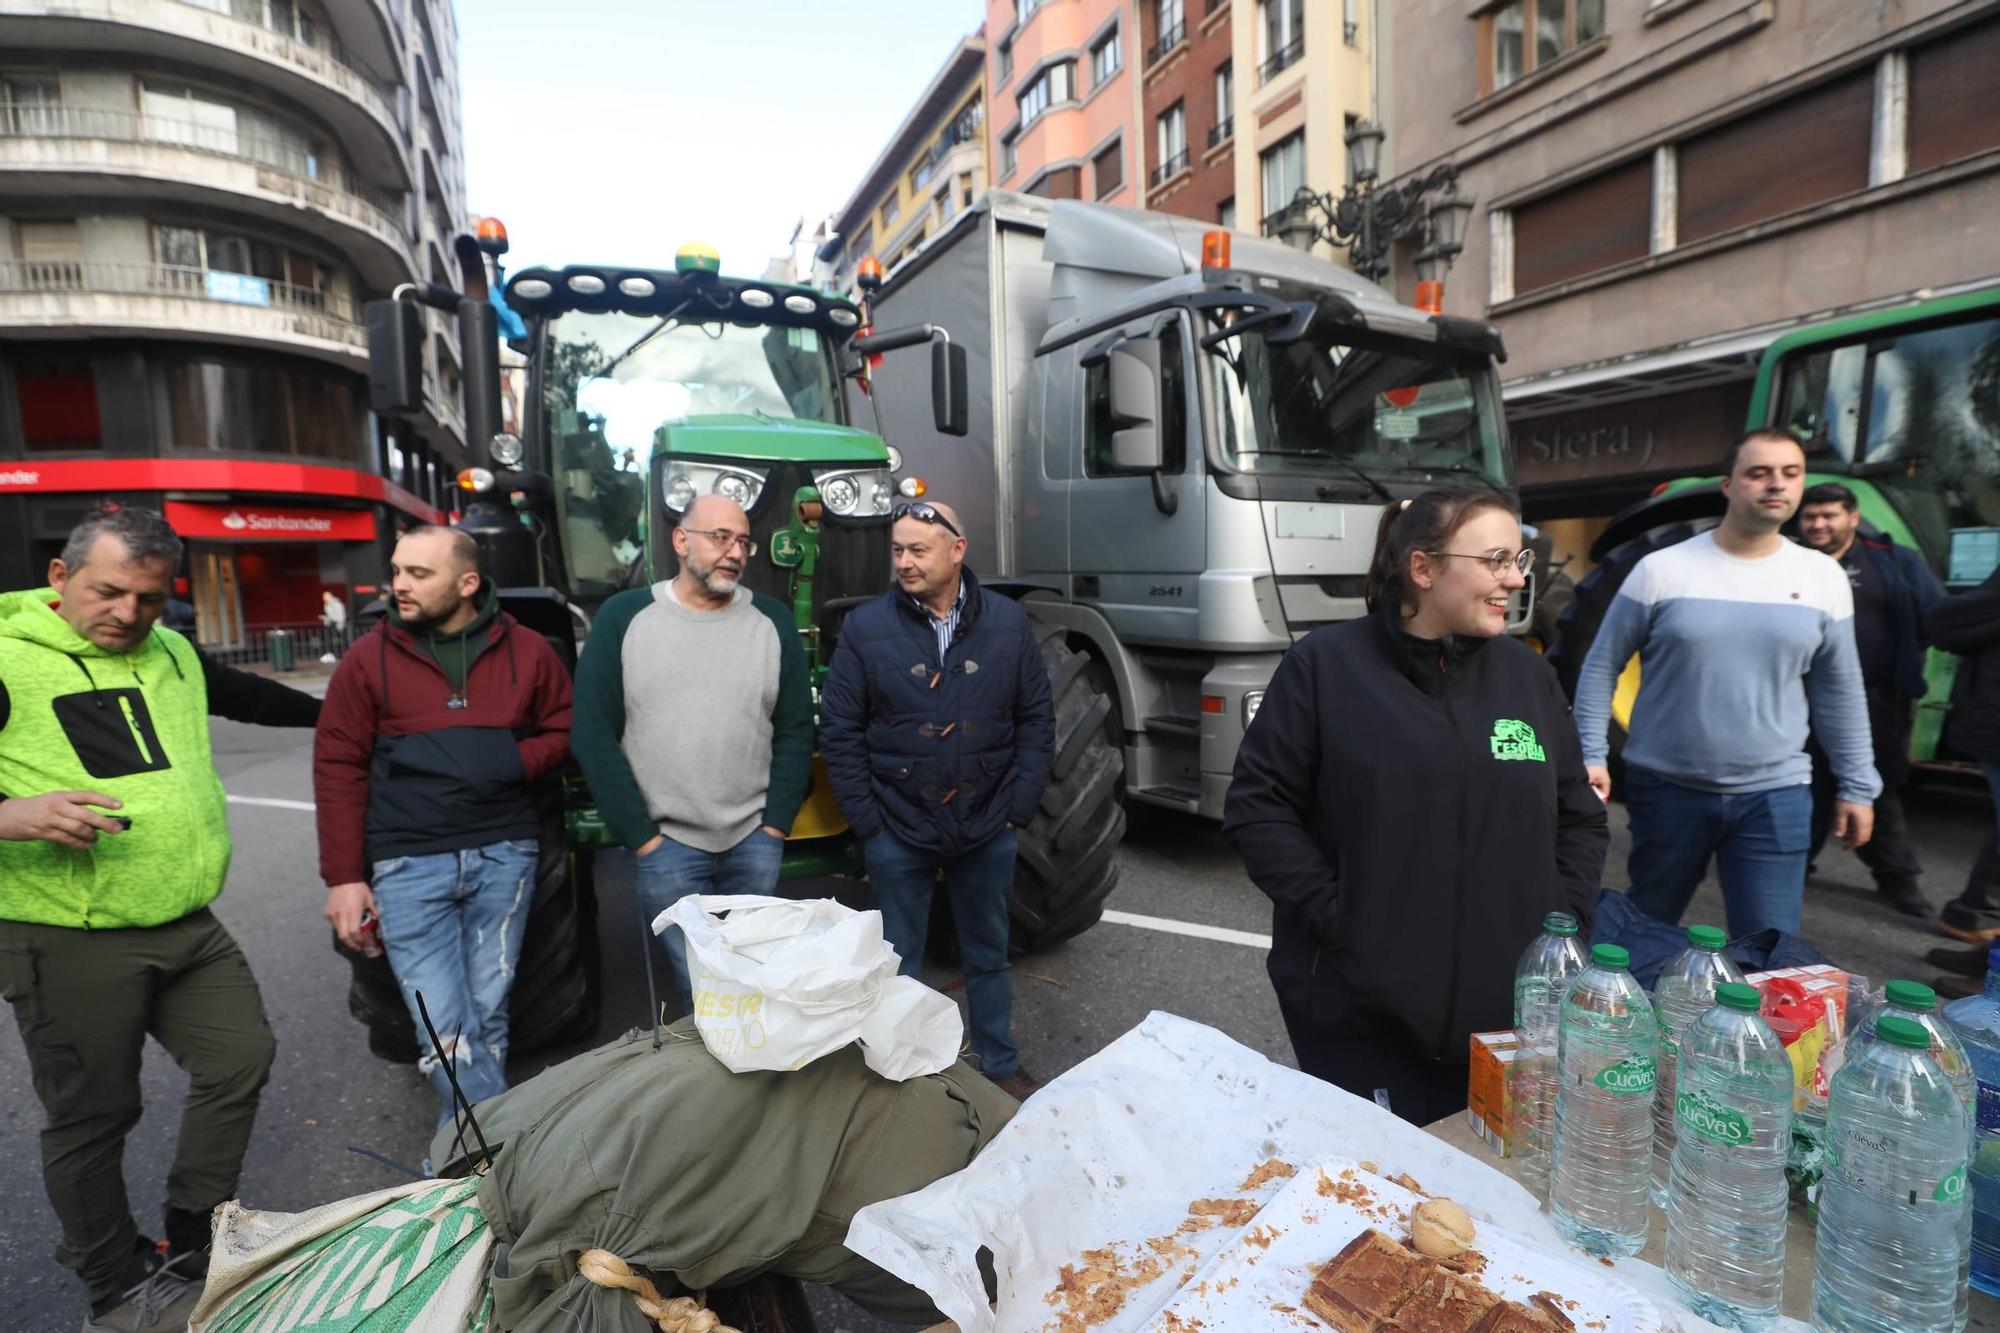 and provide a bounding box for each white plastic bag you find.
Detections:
[659,893,963,1080]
